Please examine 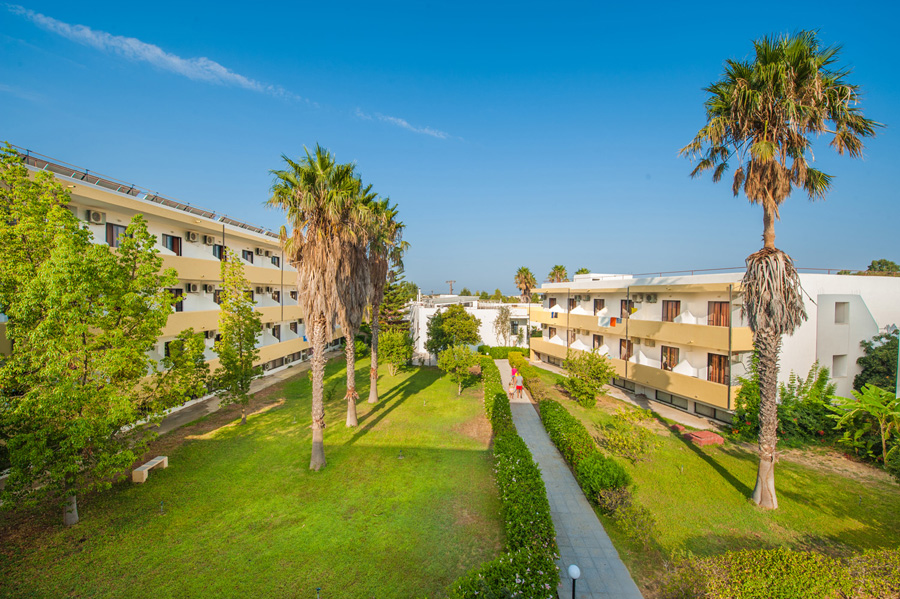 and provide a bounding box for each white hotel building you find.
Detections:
[530,272,900,422]
[0,149,340,371]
